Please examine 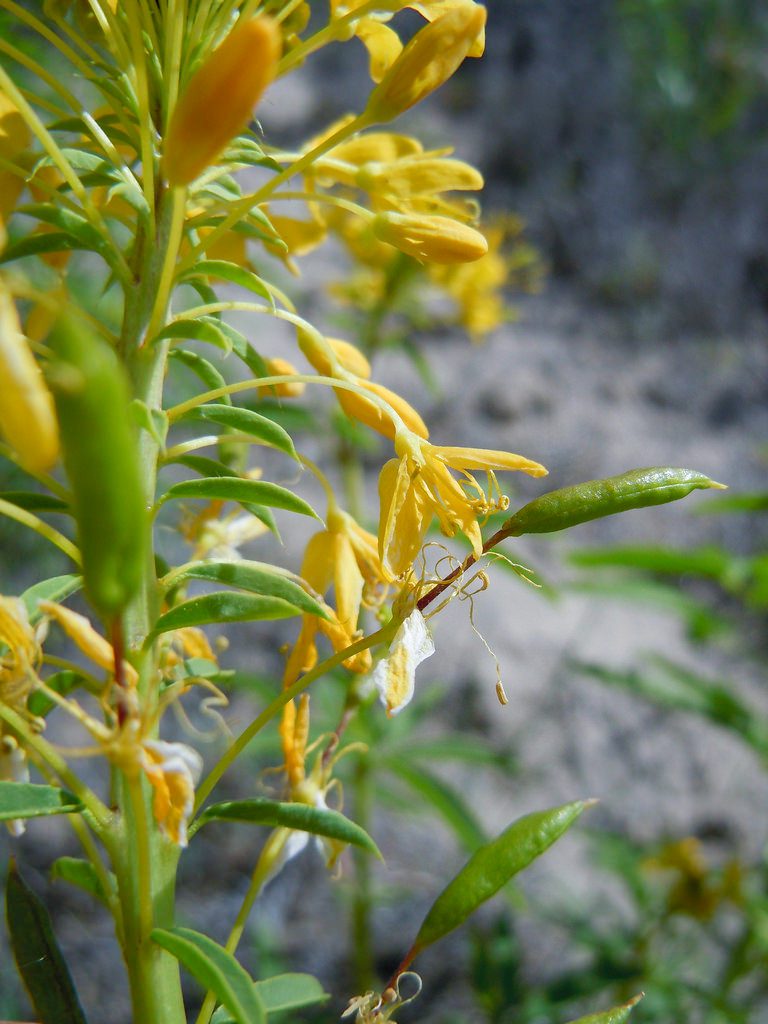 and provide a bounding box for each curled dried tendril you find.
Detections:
[342,972,423,1023]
